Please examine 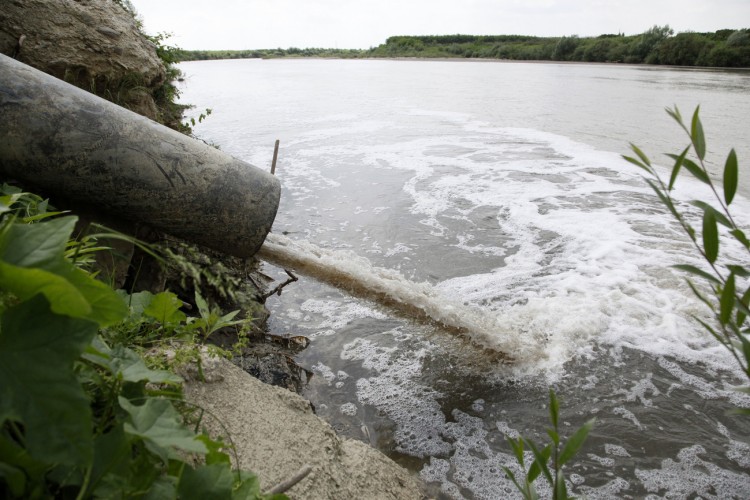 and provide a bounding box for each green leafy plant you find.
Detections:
[0,192,285,498]
[503,390,595,500]
[186,108,213,129]
[624,106,750,401]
